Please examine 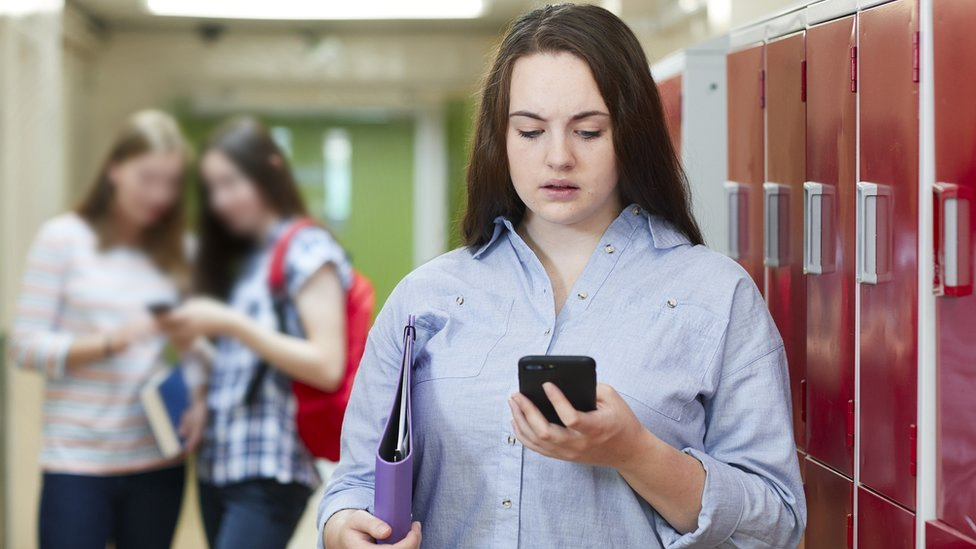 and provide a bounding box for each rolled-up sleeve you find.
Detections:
[317,279,411,547]
[655,277,806,548]
[8,220,74,380]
